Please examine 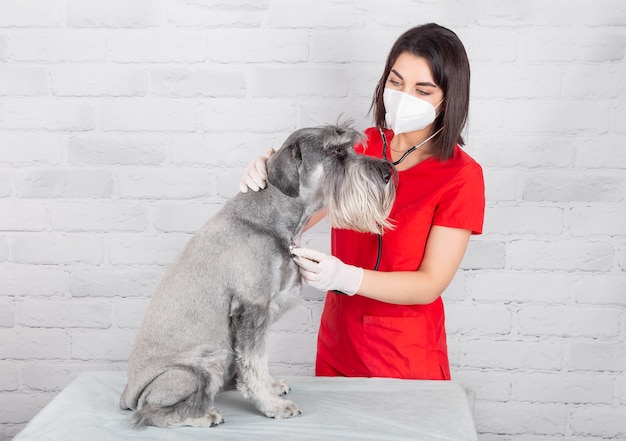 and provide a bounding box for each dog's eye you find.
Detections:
[332,148,347,159]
